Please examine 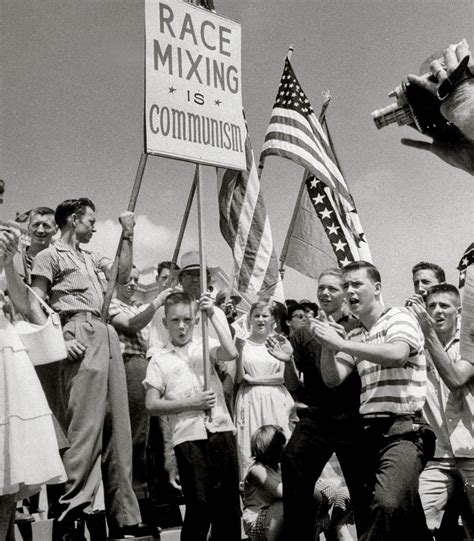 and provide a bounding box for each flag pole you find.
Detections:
[101,152,148,321]
[165,169,197,285]
[258,45,294,179]
[278,94,332,276]
[196,163,210,391]
[321,101,345,177]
